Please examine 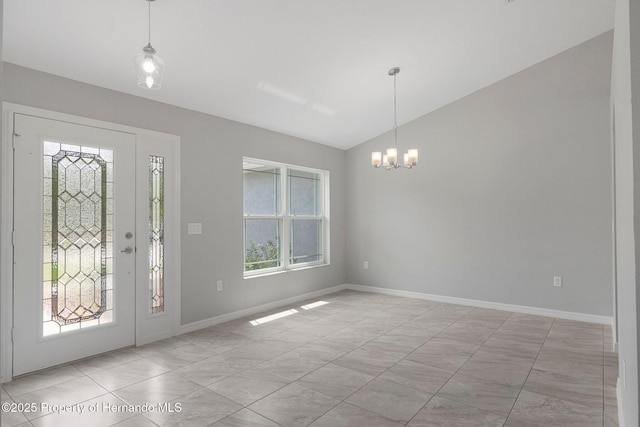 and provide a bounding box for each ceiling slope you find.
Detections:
[3,0,615,149]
